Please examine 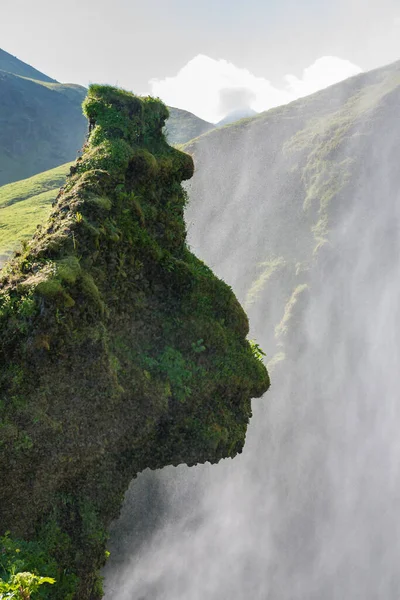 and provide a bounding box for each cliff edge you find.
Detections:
[0,86,269,599]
